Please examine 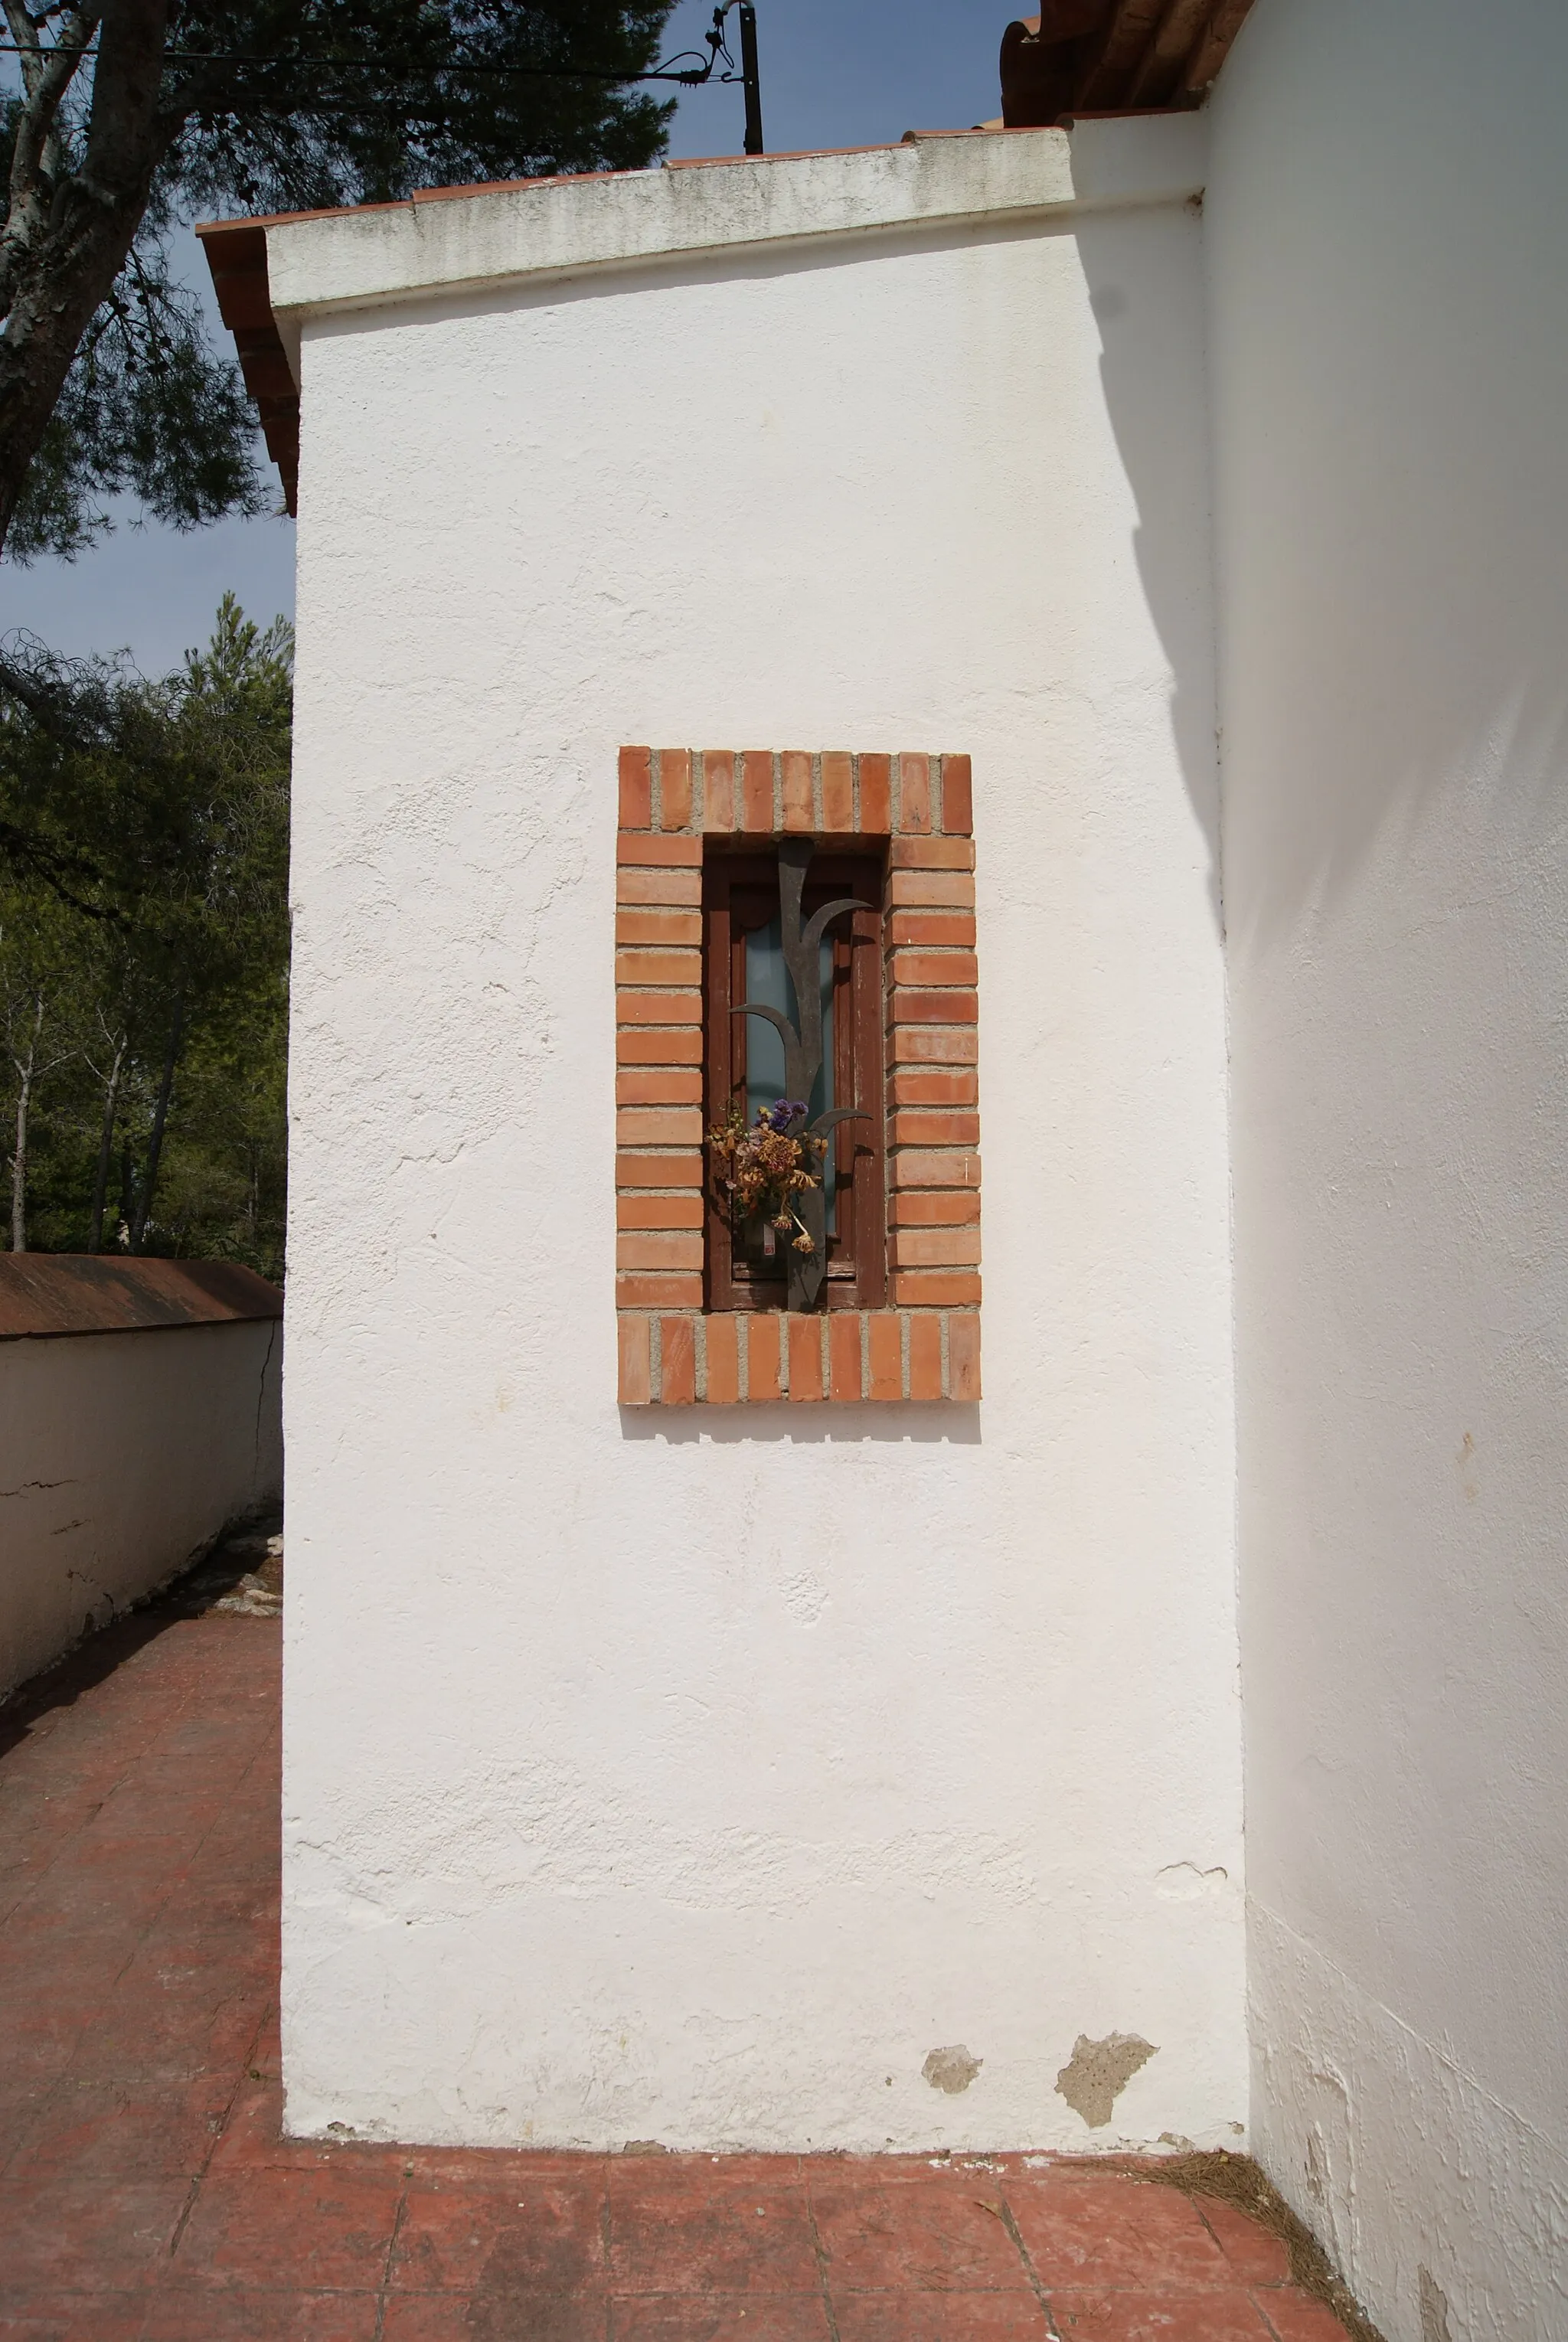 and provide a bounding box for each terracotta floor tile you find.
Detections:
[1253,2291,1356,2341]
[167,2167,403,2290]
[0,2290,149,2339]
[610,2295,831,2340]
[5,2075,234,2180]
[0,2175,191,2289]
[393,2174,608,2291]
[1002,2178,1231,2291]
[1050,2291,1275,2340]
[393,2291,611,2342]
[831,2291,1052,2340]
[1194,2199,1294,2288]
[139,2286,383,2338]
[810,2175,1032,2294]
[609,2176,820,2295]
